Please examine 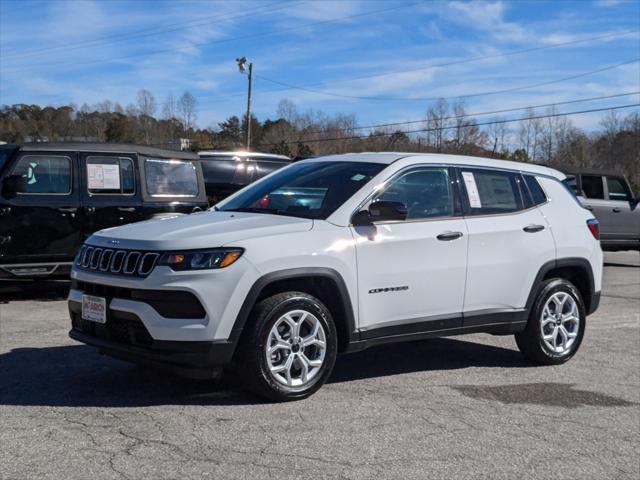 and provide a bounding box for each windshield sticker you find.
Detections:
[88,163,120,190]
[351,174,367,181]
[462,171,482,208]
